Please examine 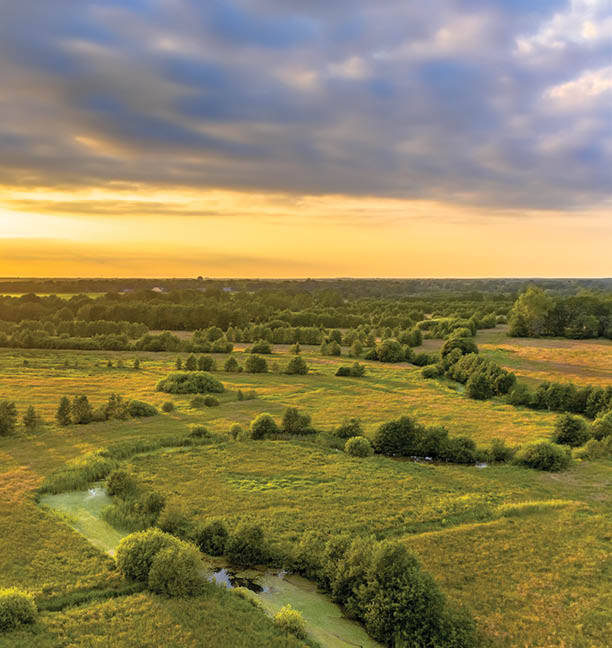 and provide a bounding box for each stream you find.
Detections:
[39,487,382,648]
